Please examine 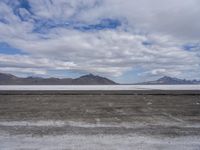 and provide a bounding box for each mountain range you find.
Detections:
[0,73,116,85]
[136,76,200,85]
[0,72,200,85]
